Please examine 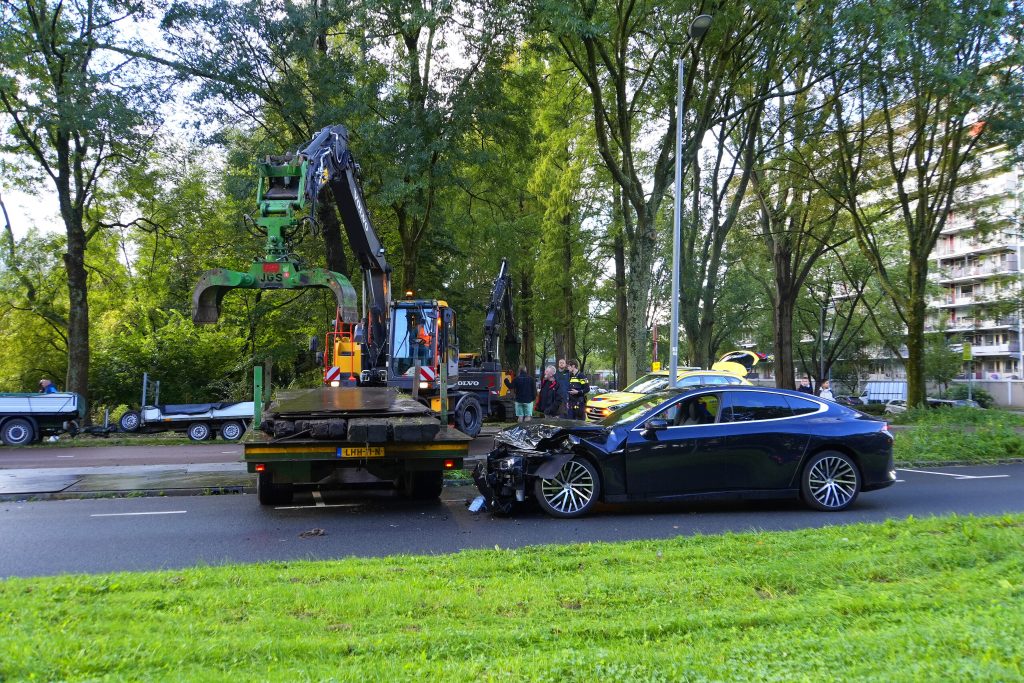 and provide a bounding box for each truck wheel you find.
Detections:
[398,471,444,500]
[2,418,36,447]
[119,410,141,433]
[219,421,244,441]
[256,471,294,506]
[187,422,212,441]
[454,396,482,437]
